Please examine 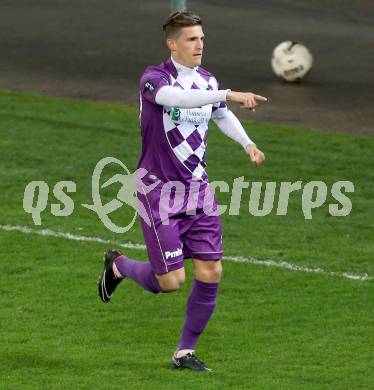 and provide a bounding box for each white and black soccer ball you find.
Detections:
[271,41,313,82]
